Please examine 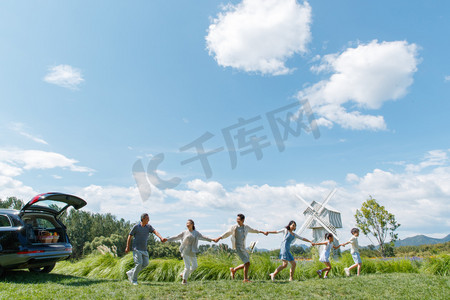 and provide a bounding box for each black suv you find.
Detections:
[0,192,86,275]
